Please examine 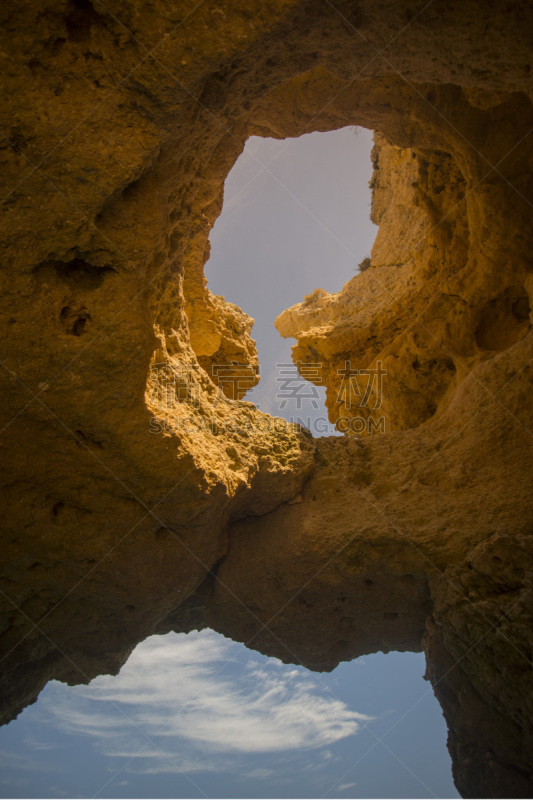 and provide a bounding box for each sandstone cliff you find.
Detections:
[0,1,532,797]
